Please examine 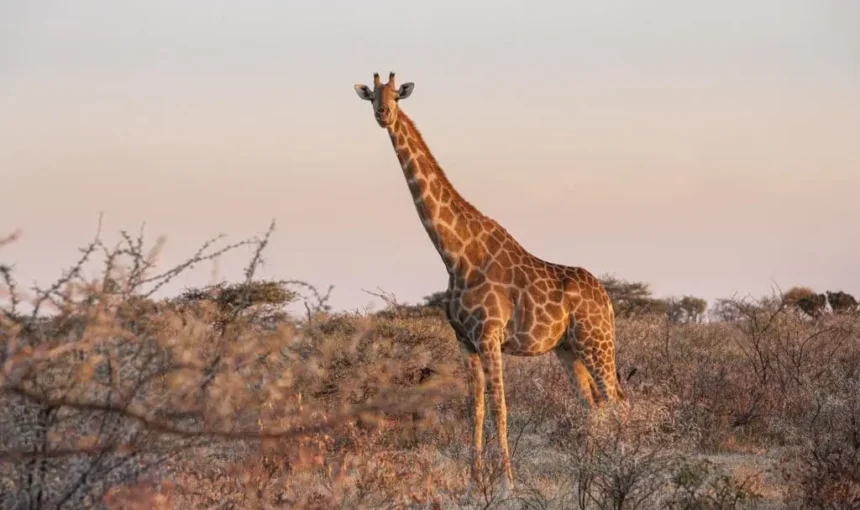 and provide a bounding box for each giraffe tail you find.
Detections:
[608,306,627,403]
